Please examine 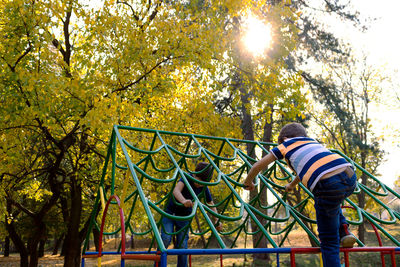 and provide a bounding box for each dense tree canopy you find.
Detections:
[0,1,246,266]
[0,0,388,266]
